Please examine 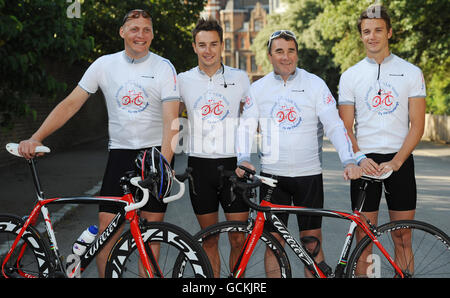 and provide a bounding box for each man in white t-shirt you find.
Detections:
[338,5,426,276]
[236,30,362,277]
[18,9,180,277]
[178,18,250,277]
